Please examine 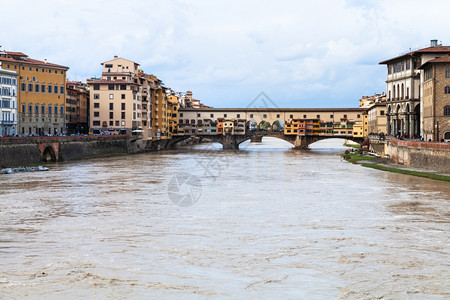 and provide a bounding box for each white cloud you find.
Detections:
[1,0,448,107]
